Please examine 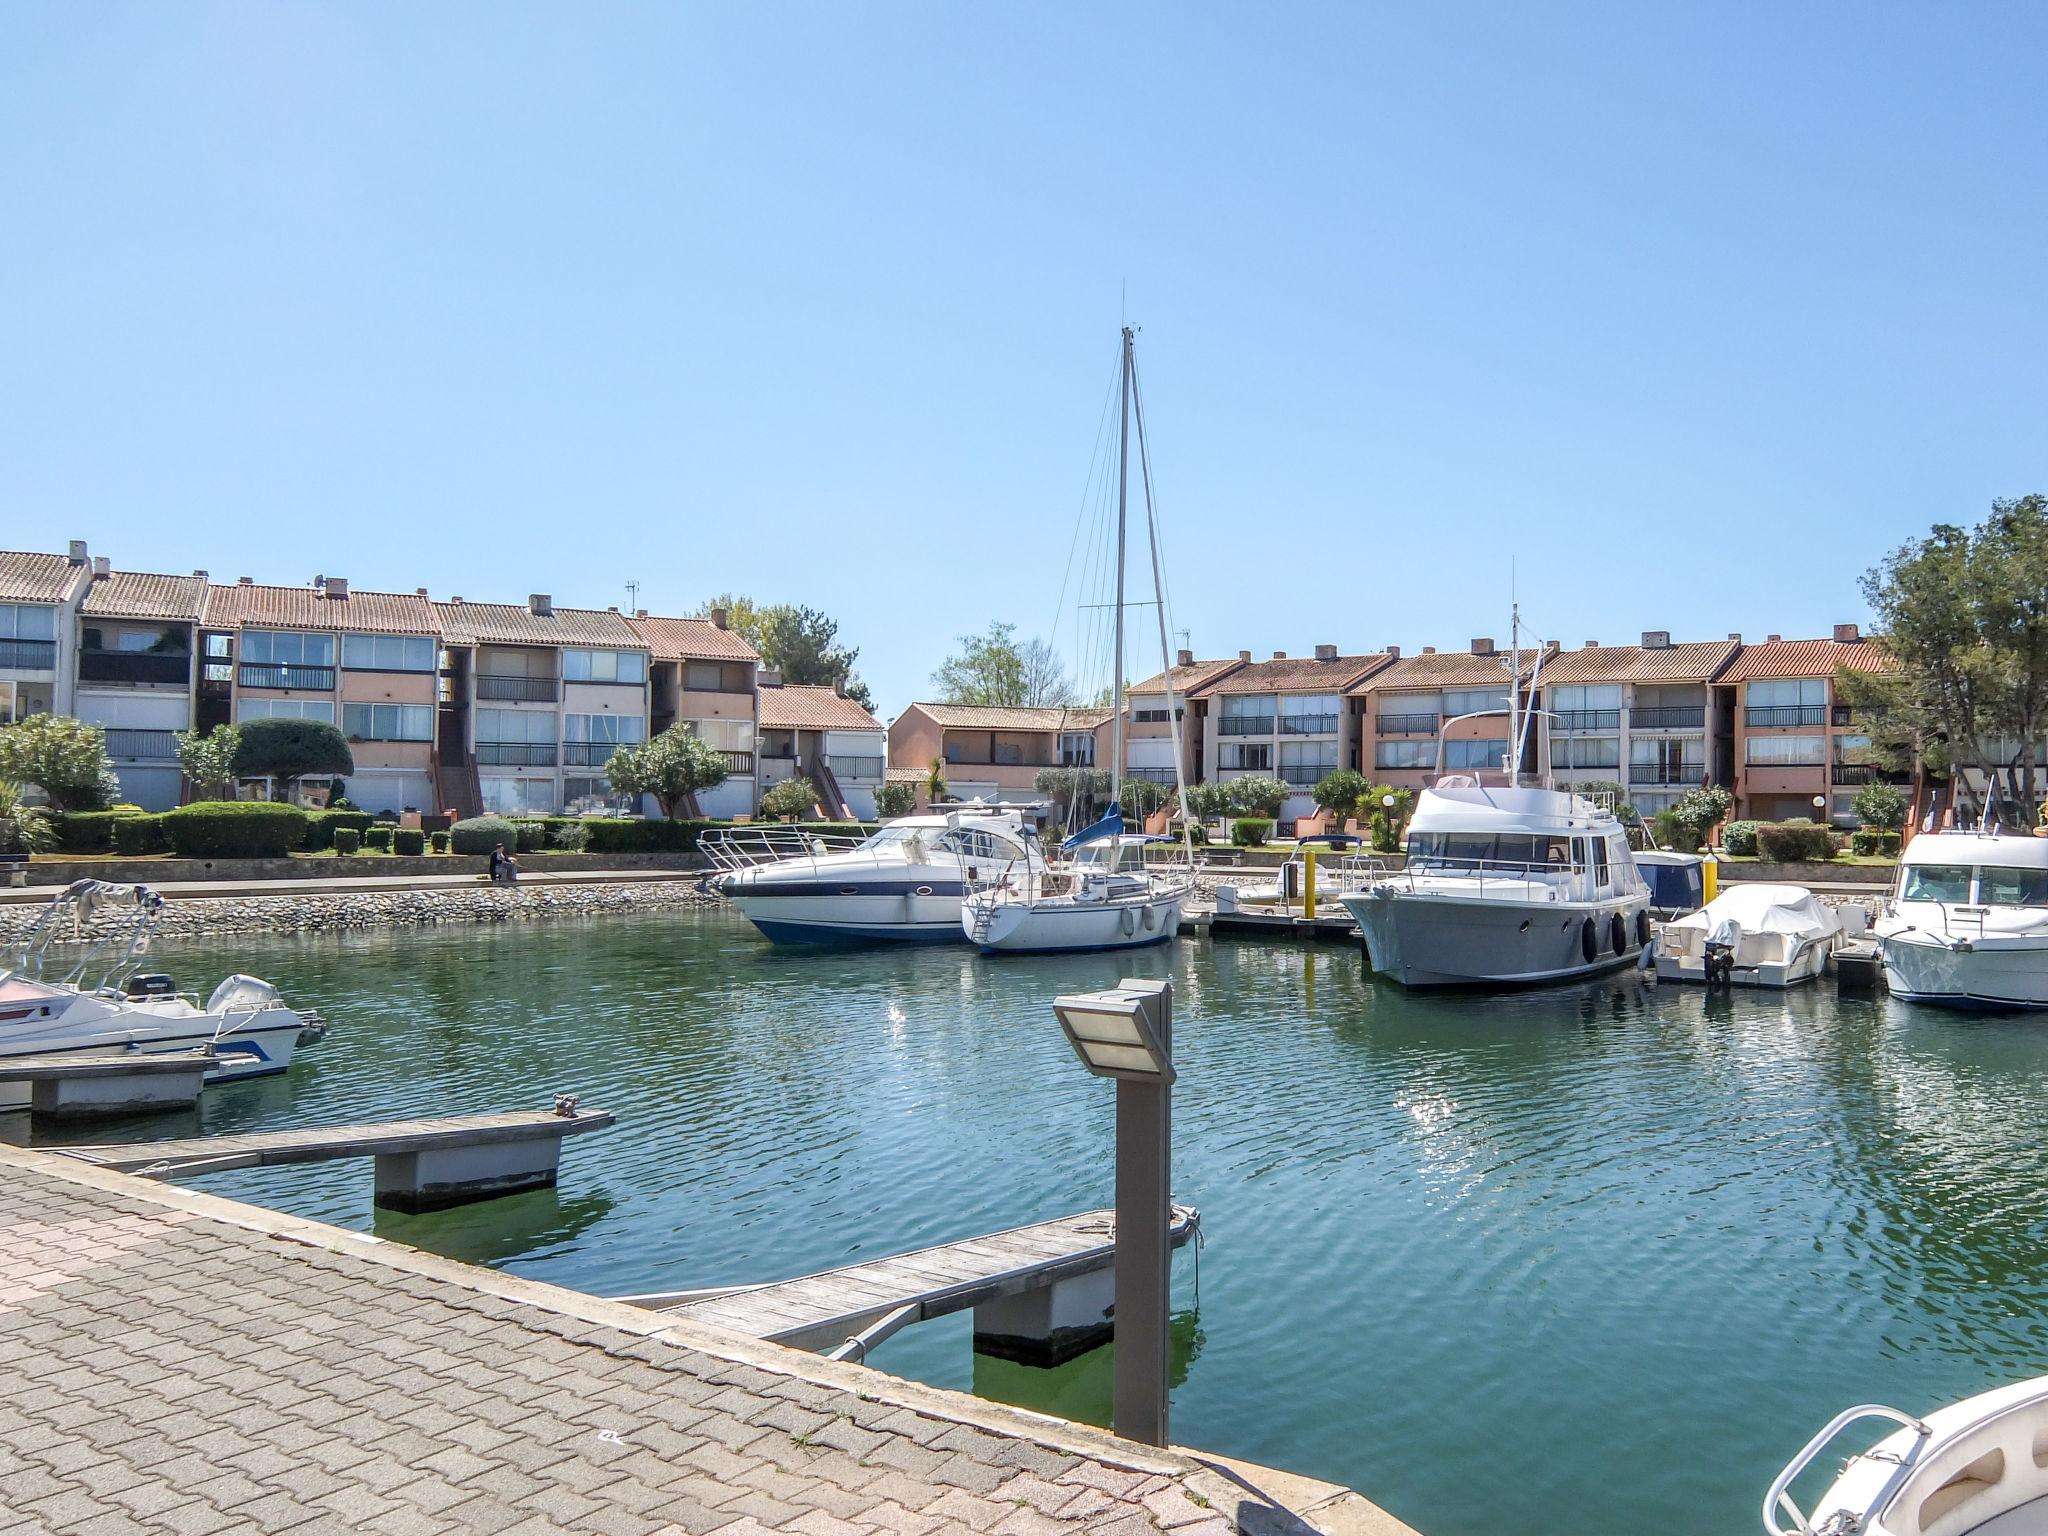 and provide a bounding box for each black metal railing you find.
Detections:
[563,741,623,767]
[476,742,558,766]
[238,663,334,690]
[1628,765,1705,786]
[828,755,883,780]
[944,754,1054,768]
[0,638,57,670]
[103,727,179,760]
[1376,713,1440,736]
[1279,713,1339,736]
[1555,709,1621,731]
[1217,716,1276,737]
[78,651,189,685]
[1745,705,1826,727]
[1281,767,1333,788]
[1632,705,1705,729]
[476,674,558,703]
[1125,767,1177,784]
